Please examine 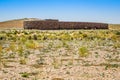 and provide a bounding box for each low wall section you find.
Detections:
[24,20,108,30]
